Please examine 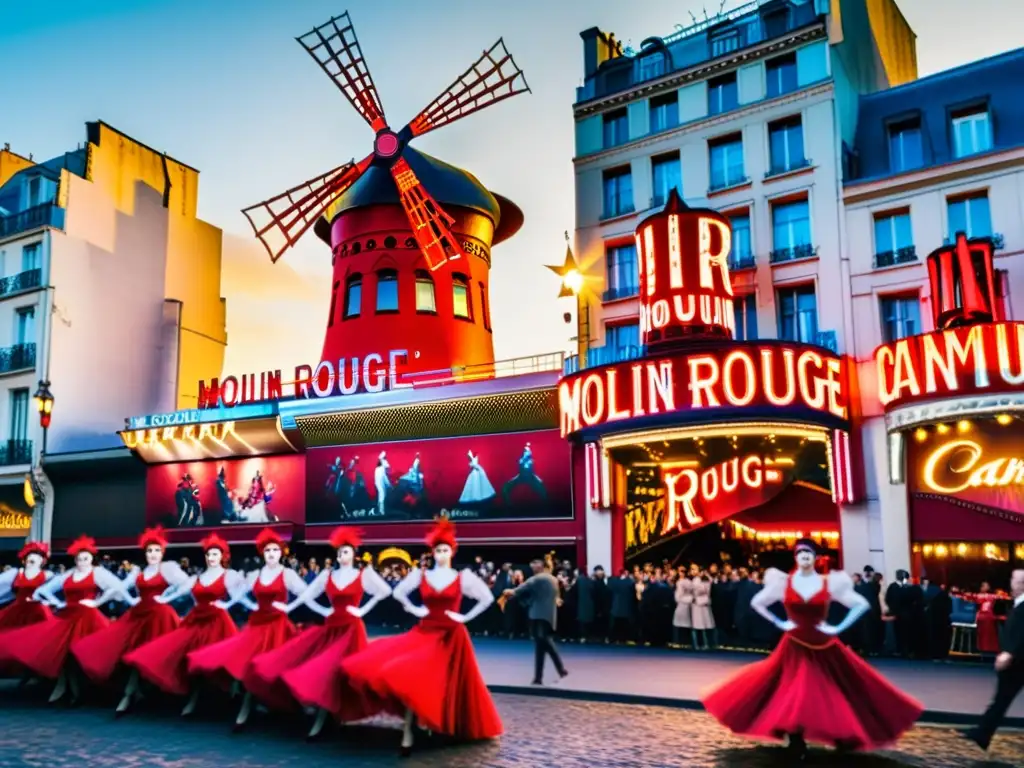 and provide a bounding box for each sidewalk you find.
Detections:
[462,637,1024,725]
